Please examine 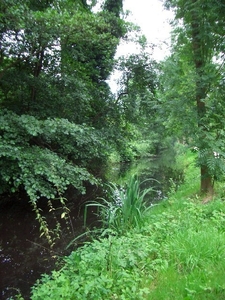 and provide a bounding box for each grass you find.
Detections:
[28,149,225,299]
